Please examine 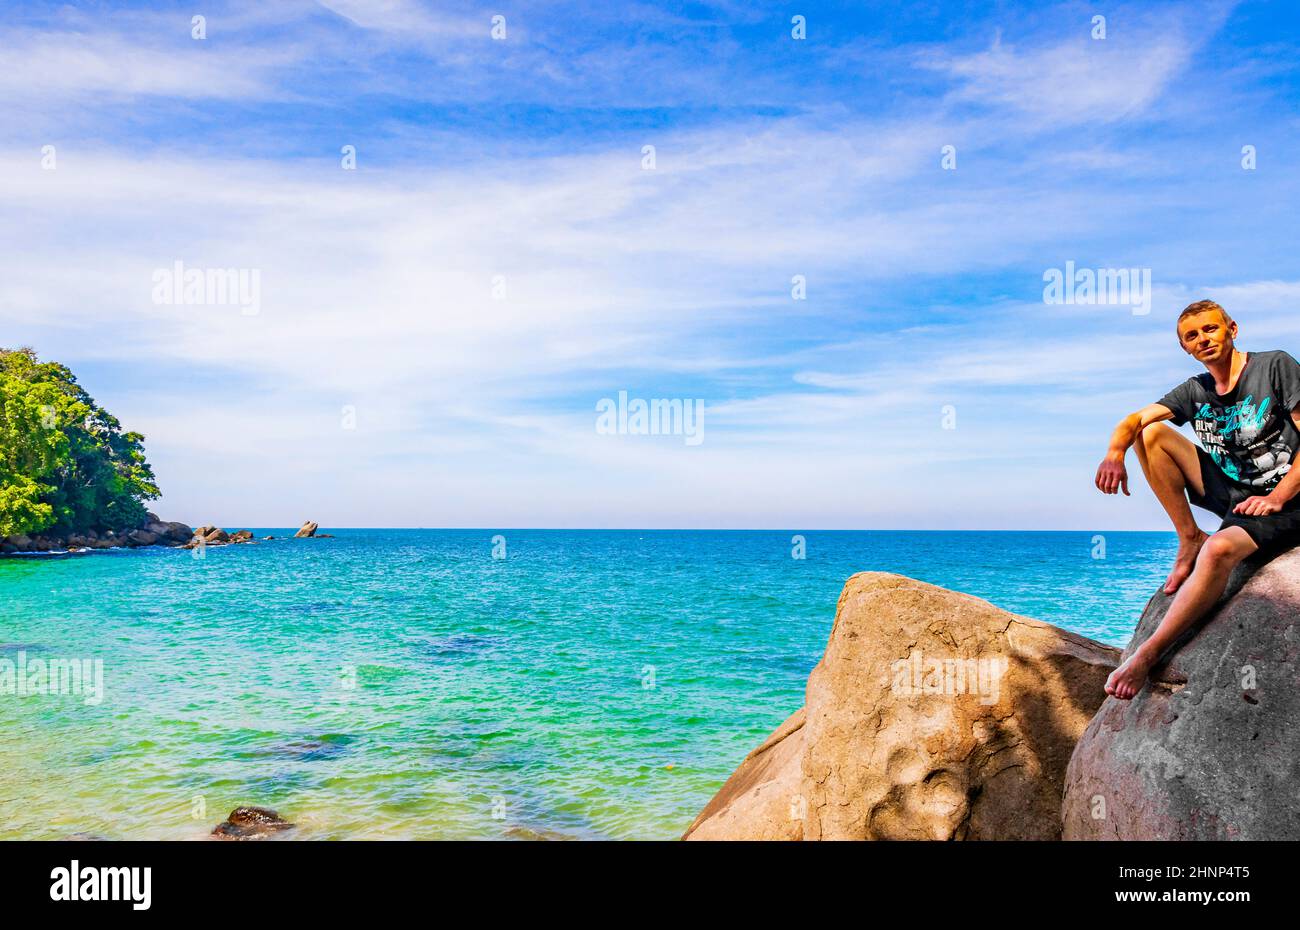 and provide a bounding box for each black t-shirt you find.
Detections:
[1158,350,1300,489]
